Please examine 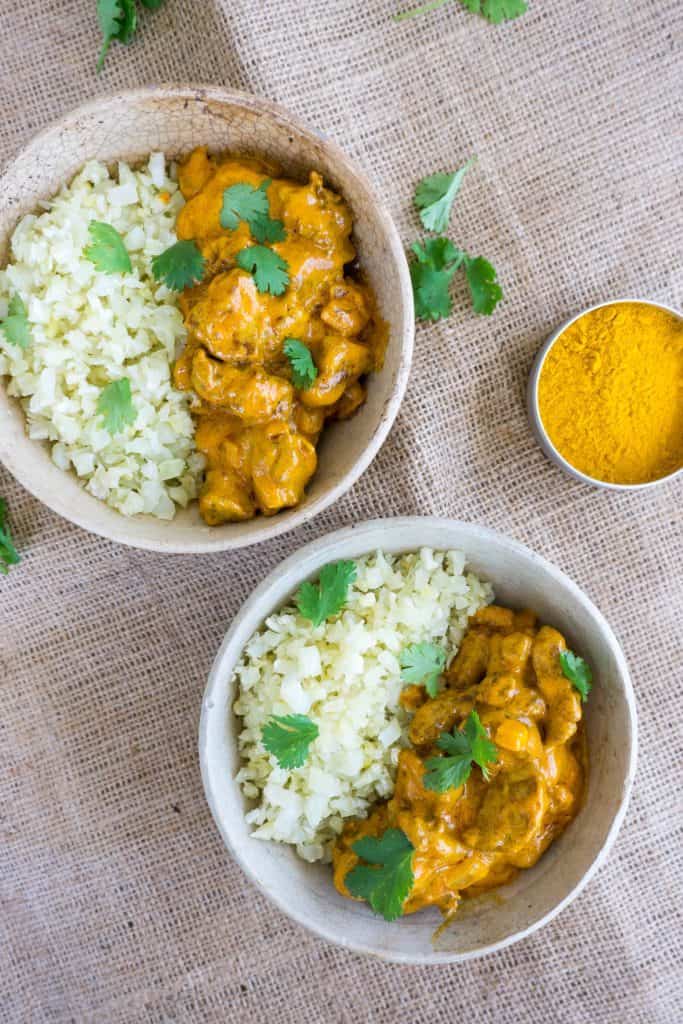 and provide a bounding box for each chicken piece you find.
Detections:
[250,424,317,515]
[332,380,366,421]
[409,691,474,749]
[270,172,354,258]
[463,769,547,855]
[293,403,326,442]
[300,336,373,408]
[199,468,255,525]
[183,270,265,364]
[320,280,372,336]
[531,627,582,747]
[191,349,293,424]
[177,145,214,199]
[469,605,517,633]
[477,632,533,708]
[446,630,490,689]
